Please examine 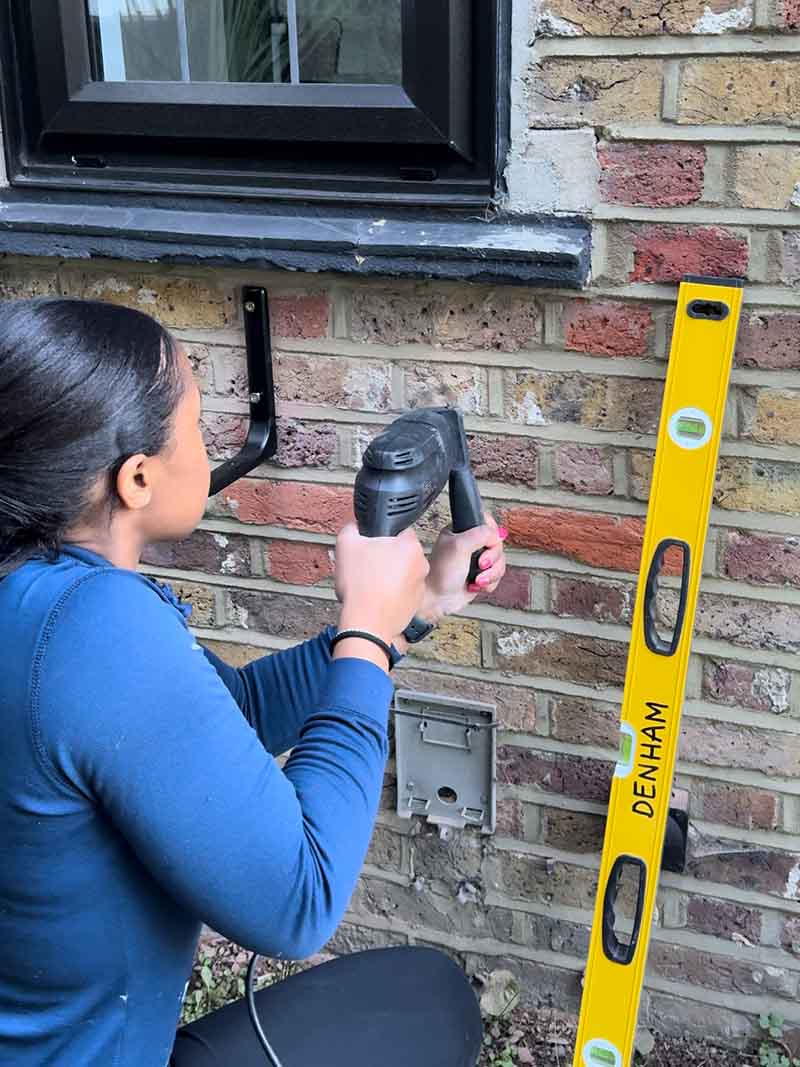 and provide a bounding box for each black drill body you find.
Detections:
[354,407,484,581]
